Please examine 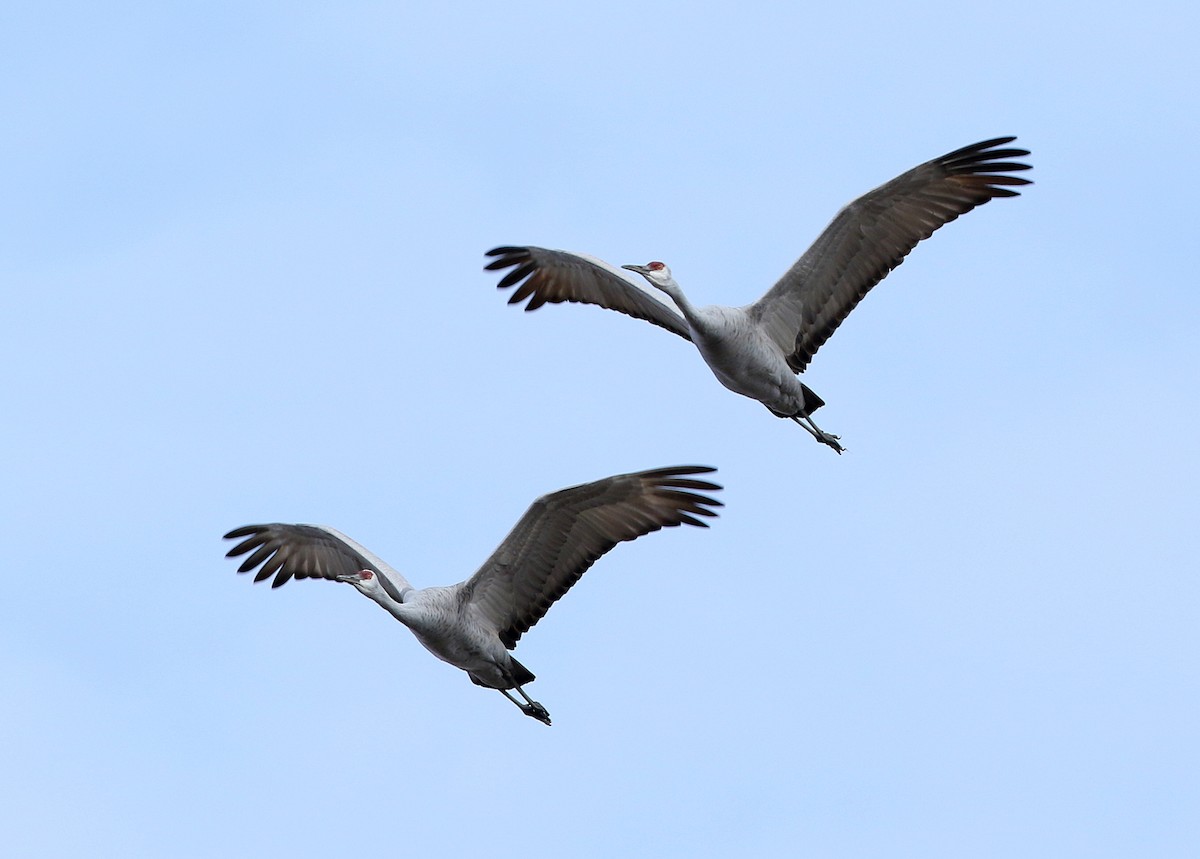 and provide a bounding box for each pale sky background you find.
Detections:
[2,2,1197,857]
